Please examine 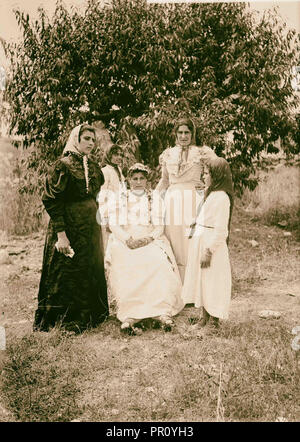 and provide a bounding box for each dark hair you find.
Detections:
[205,157,234,242]
[78,124,96,142]
[106,144,123,161]
[173,118,195,144]
[205,157,233,198]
